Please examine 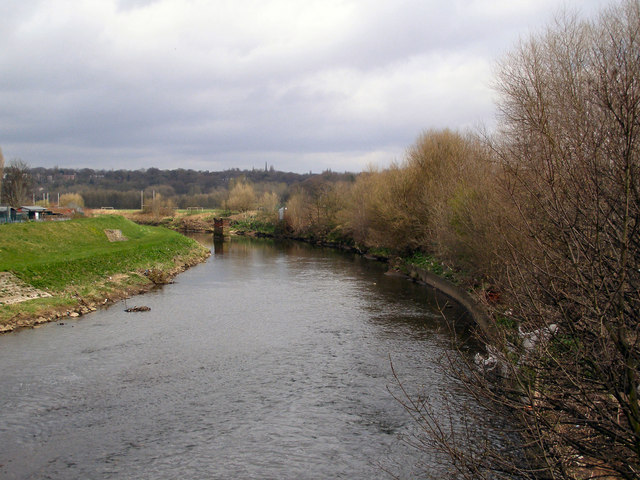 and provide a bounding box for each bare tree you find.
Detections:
[2,159,32,207]
[226,178,256,212]
[483,1,640,477]
[0,147,4,203]
[395,2,640,479]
